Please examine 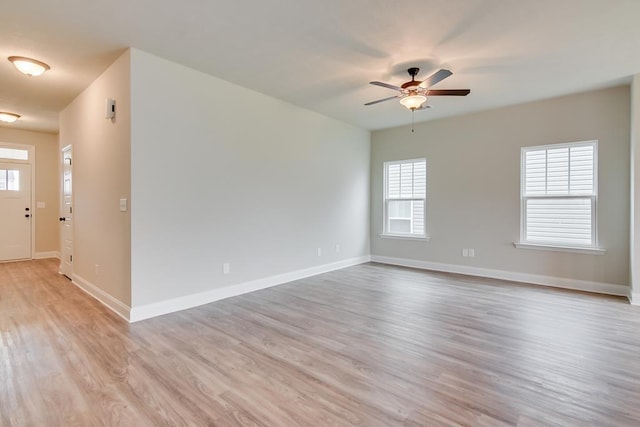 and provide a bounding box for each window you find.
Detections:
[0,169,20,191]
[520,141,598,250]
[383,158,426,238]
[0,147,28,161]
